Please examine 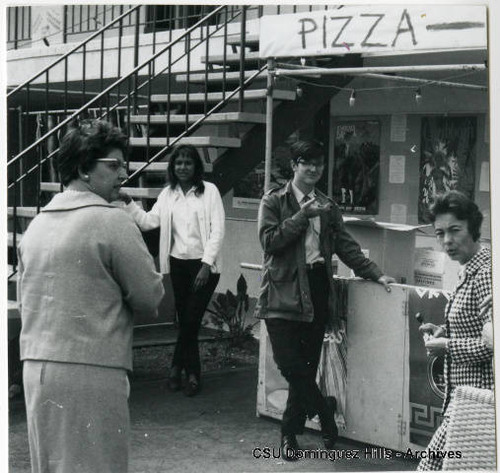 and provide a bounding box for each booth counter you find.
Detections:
[257,278,449,452]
